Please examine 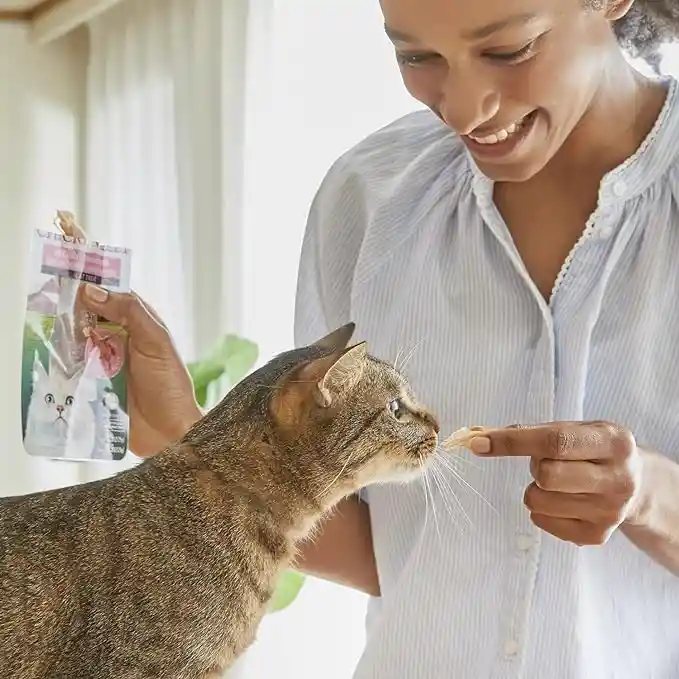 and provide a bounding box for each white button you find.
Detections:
[516,534,534,551]
[504,639,520,657]
[612,180,626,197]
[598,225,614,239]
